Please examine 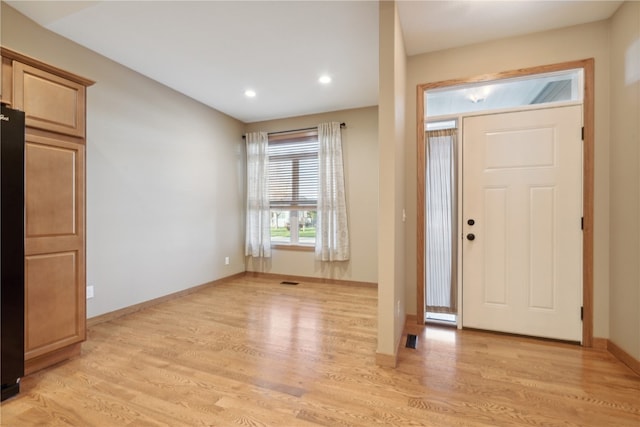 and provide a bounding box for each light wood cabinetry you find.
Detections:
[1,56,12,106]
[12,62,87,138]
[1,47,94,375]
[24,133,86,372]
